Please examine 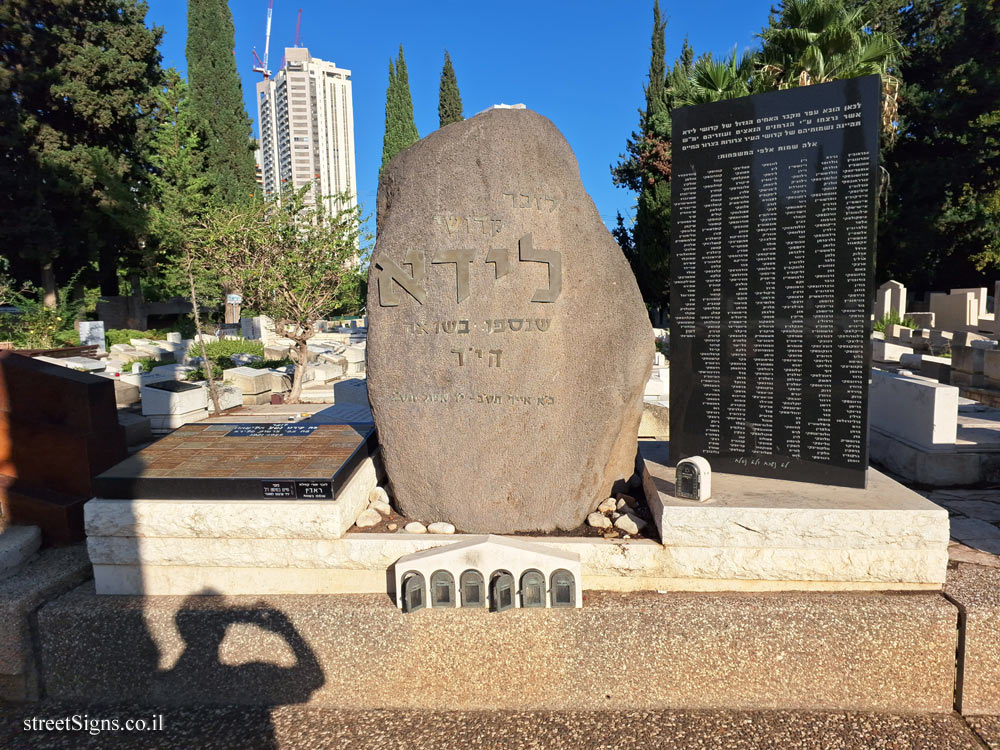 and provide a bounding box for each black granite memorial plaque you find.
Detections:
[94,422,376,500]
[669,75,878,488]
